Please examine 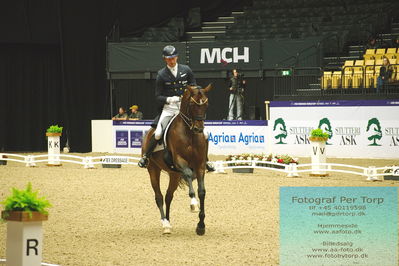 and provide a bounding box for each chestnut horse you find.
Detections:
[142,84,212,235]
